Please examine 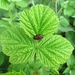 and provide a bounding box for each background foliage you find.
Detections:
[0,0,75,75]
